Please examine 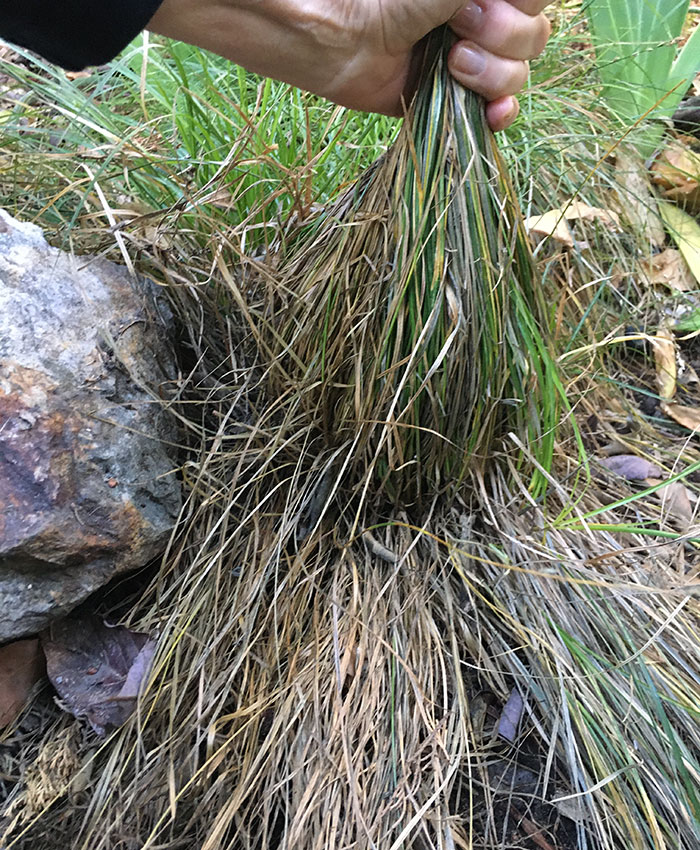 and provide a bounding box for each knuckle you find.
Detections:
[534,15,552,54]
[510,60,529,95]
